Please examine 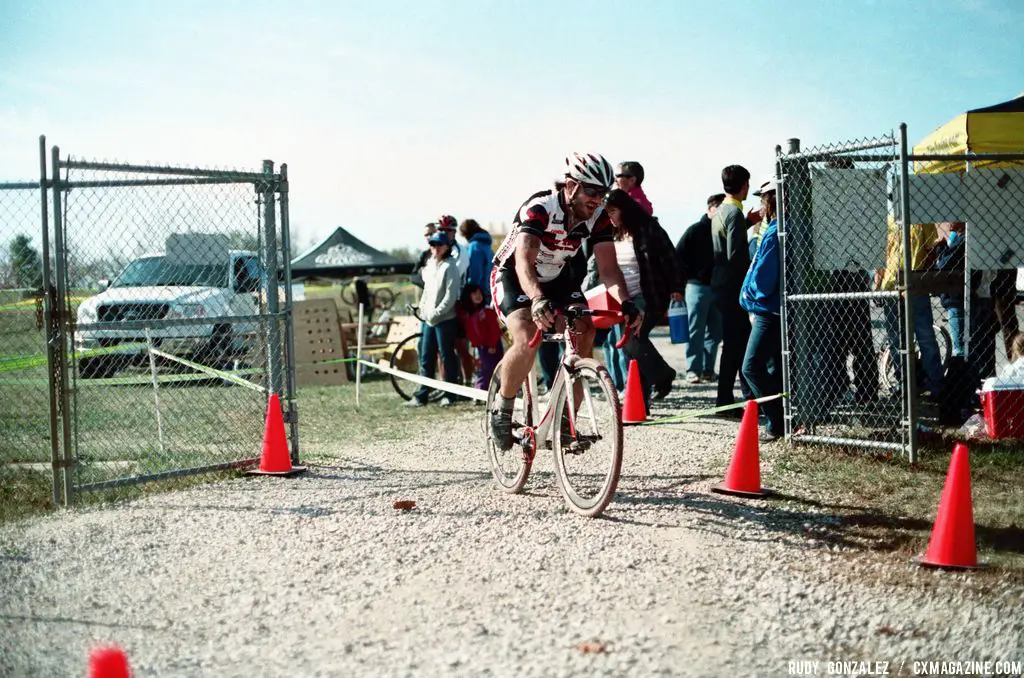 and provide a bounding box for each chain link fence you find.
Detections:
[780,126,1024,461]
[0,171,58,519]
[0,138,298,515]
